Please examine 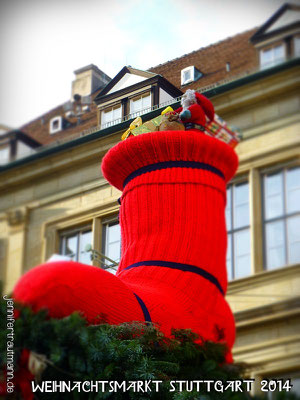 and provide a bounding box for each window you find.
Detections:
[49,116,63,134]
[181,66,203,86]
[260,44,285,69]
[102,221,121,274]
[52,120,59,130]
[0,146,10,165]
[182,68,192,85]
[129,93,151,117]
[226,182,251,280]
[294,36,300,57]
[101,105,122,128]
[60,226,92,265]
[263,167,300,270]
